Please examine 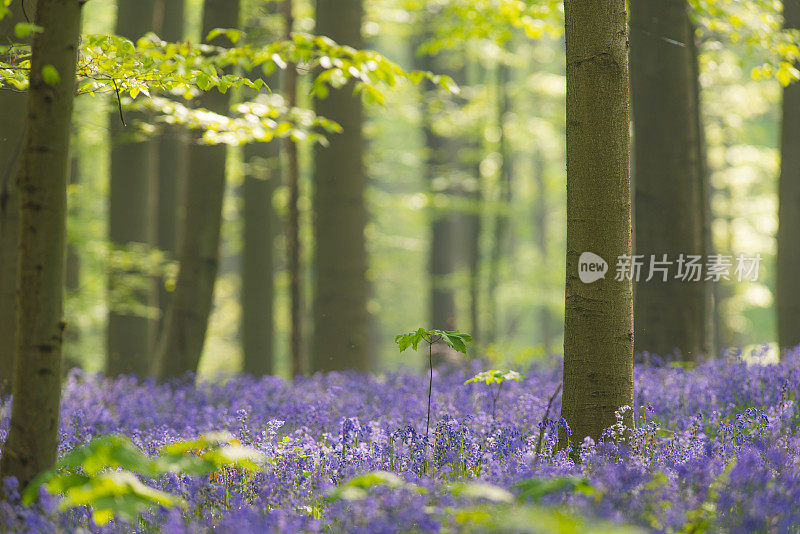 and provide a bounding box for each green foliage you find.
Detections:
[406,0,564,55]
[464,369,525,386]
[13,23,42,39]
[40,64,60,86]
[324,471,426,503]
[447,481,514,503]
[23,432,265,526]
[514,476,594,502]
[690,0,800,85]
[394,327,473,355]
